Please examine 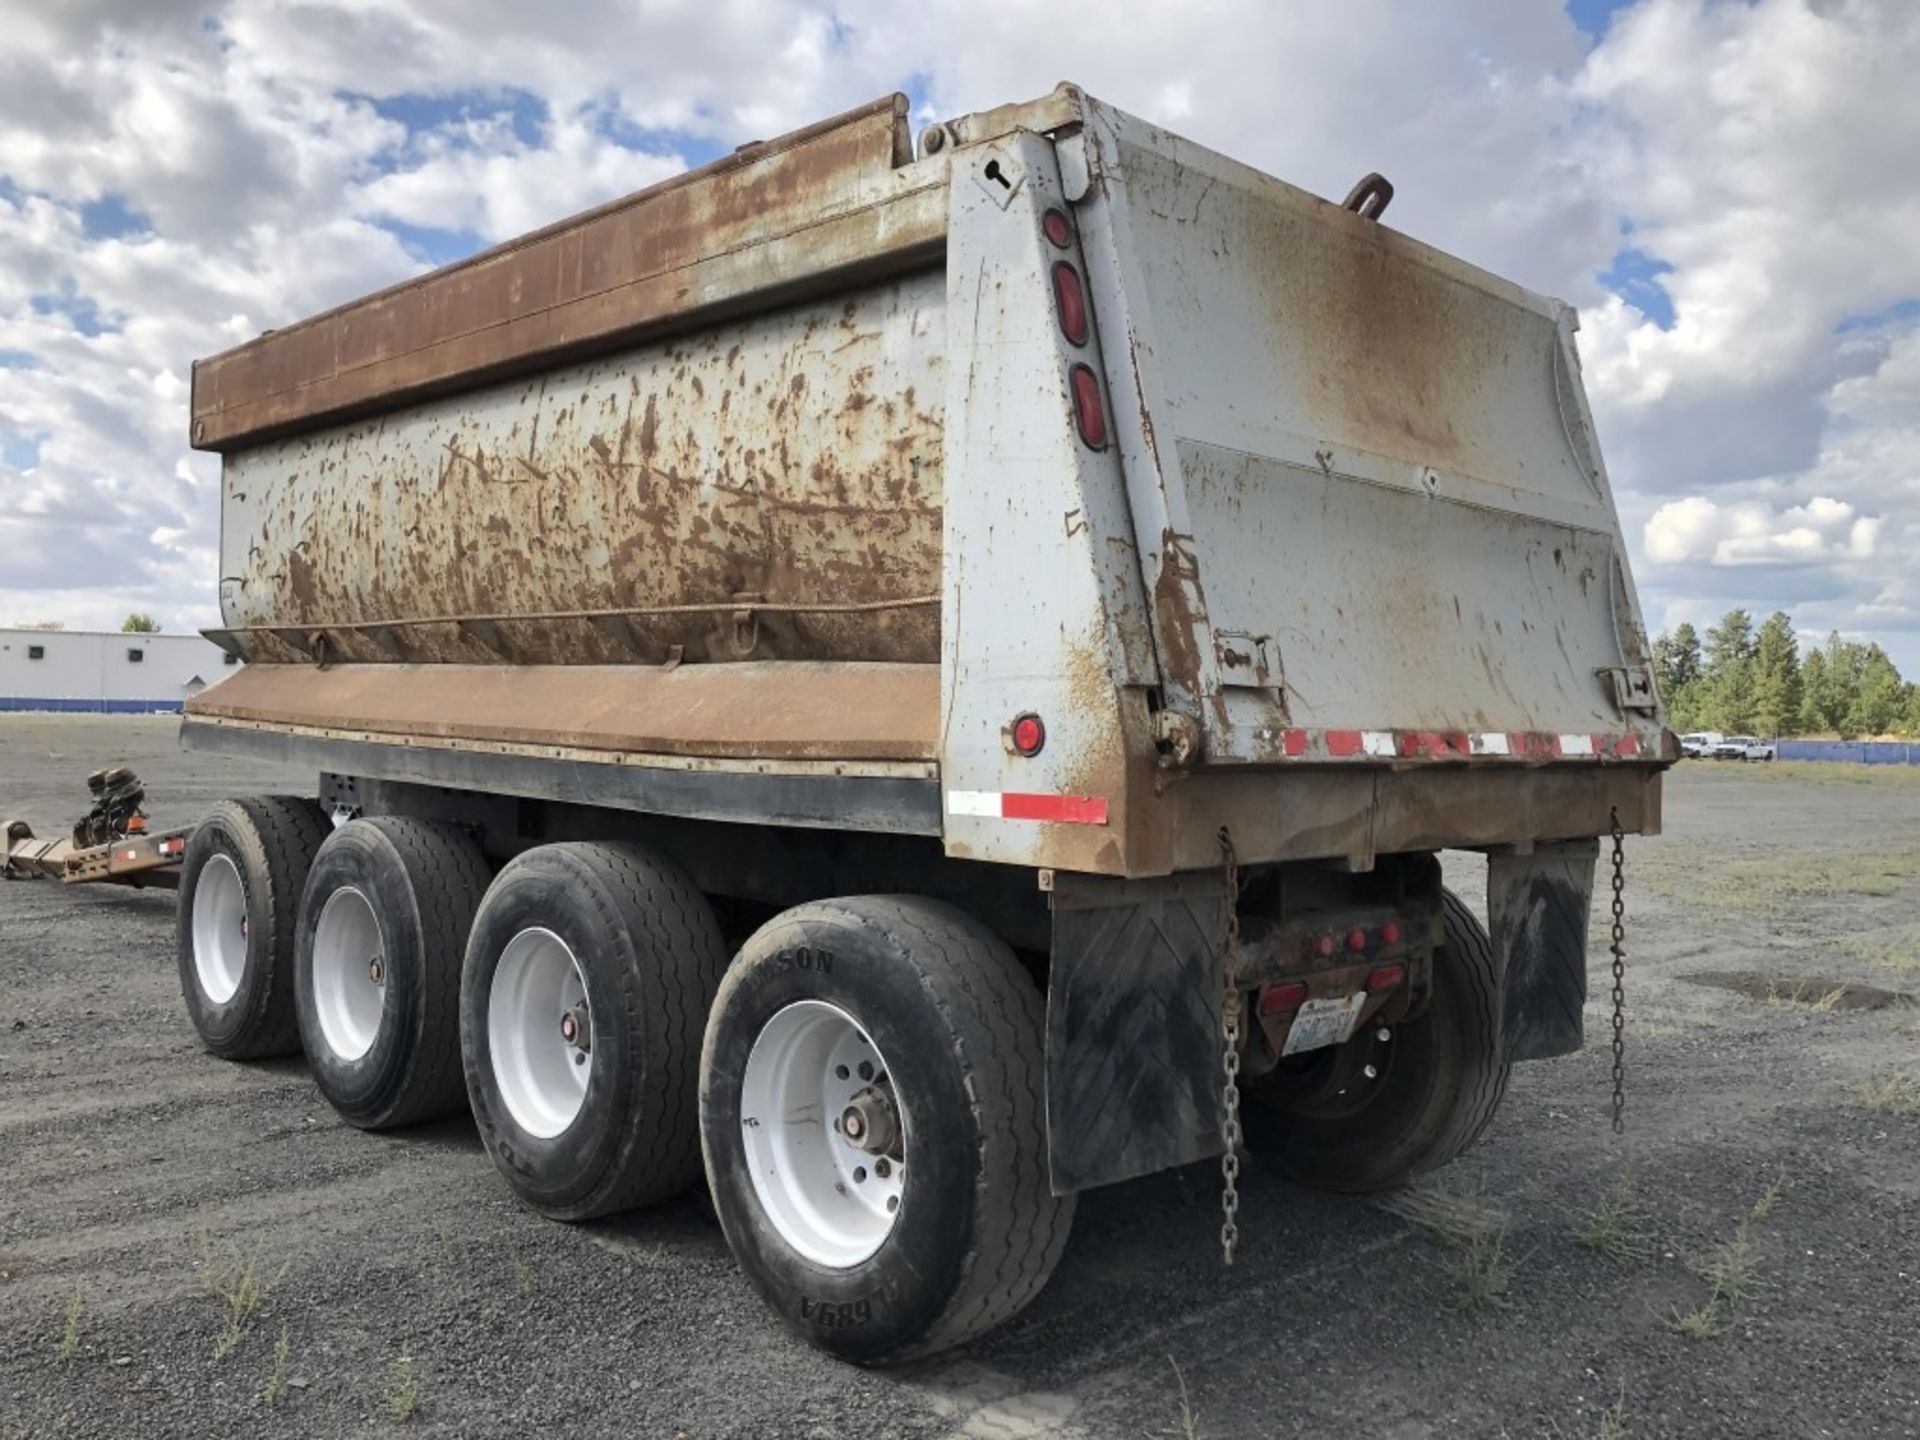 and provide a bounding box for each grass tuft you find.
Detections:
[513,1253,537,1297]
[1168,1353,1199,1440]
[261,1323,290,1407]
[57,1282,83,1364]
[1394,1183,1512,1312]
[197,1234,286,1362]
[1849,1071,1920,1115]
[1695,1222,1763,1306]
[1664,1298,1723,1342]
[1442,1230,1512,1313]
[1764,979,1851,1012]
[1573,1172,1653,1263]
[388,1352,419,1422]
